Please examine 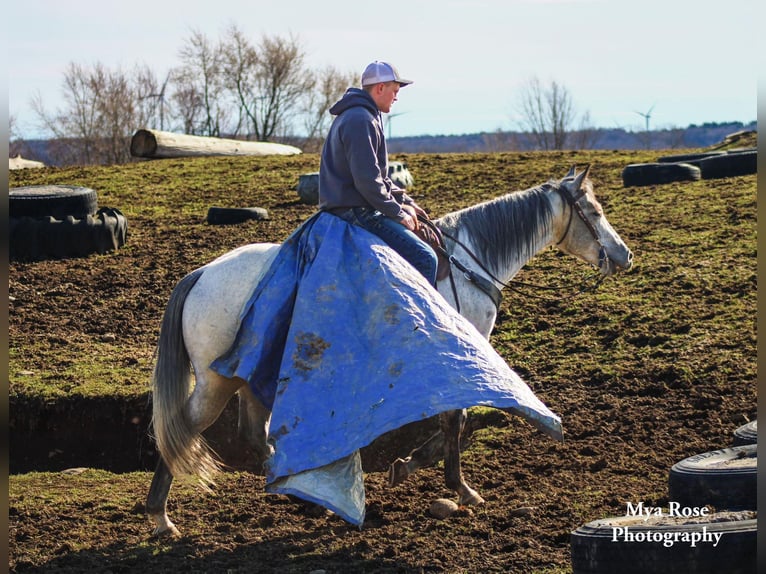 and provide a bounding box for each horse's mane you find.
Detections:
[436,181,557,276]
